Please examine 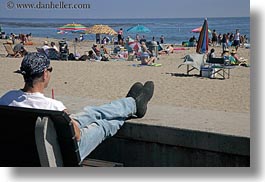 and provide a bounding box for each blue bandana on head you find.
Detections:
[20,52,50,75]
